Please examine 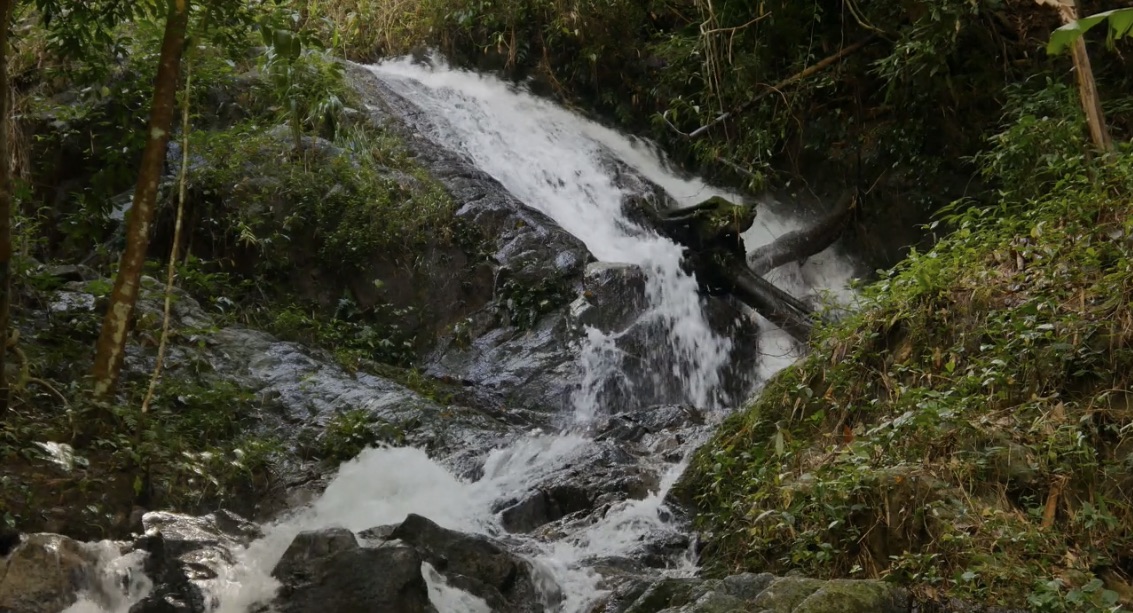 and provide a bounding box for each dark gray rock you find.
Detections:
[596,405,705,445]
[389,513,555,612]
[271,528,436,613]
[493,441,659,535]
[126,510,263,613]
[129,532,207,613]
[498,484,592,533]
